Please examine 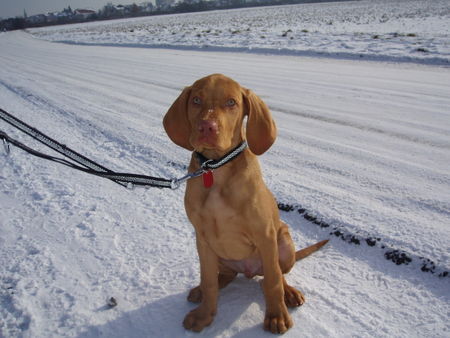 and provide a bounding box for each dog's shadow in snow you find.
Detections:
[78,276,283,338]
